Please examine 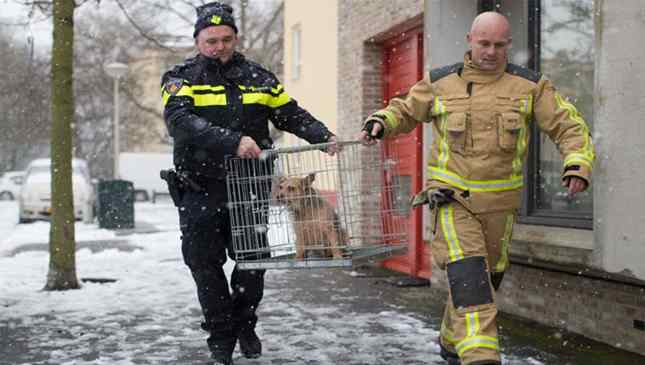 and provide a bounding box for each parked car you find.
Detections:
[18,158,95,223]
[119,152,173,202]
[0,171,25,200]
